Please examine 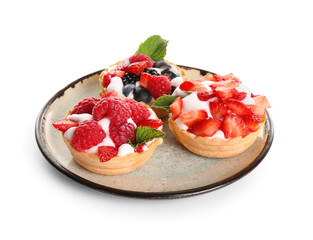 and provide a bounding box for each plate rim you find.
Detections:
[35,66,274,199]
